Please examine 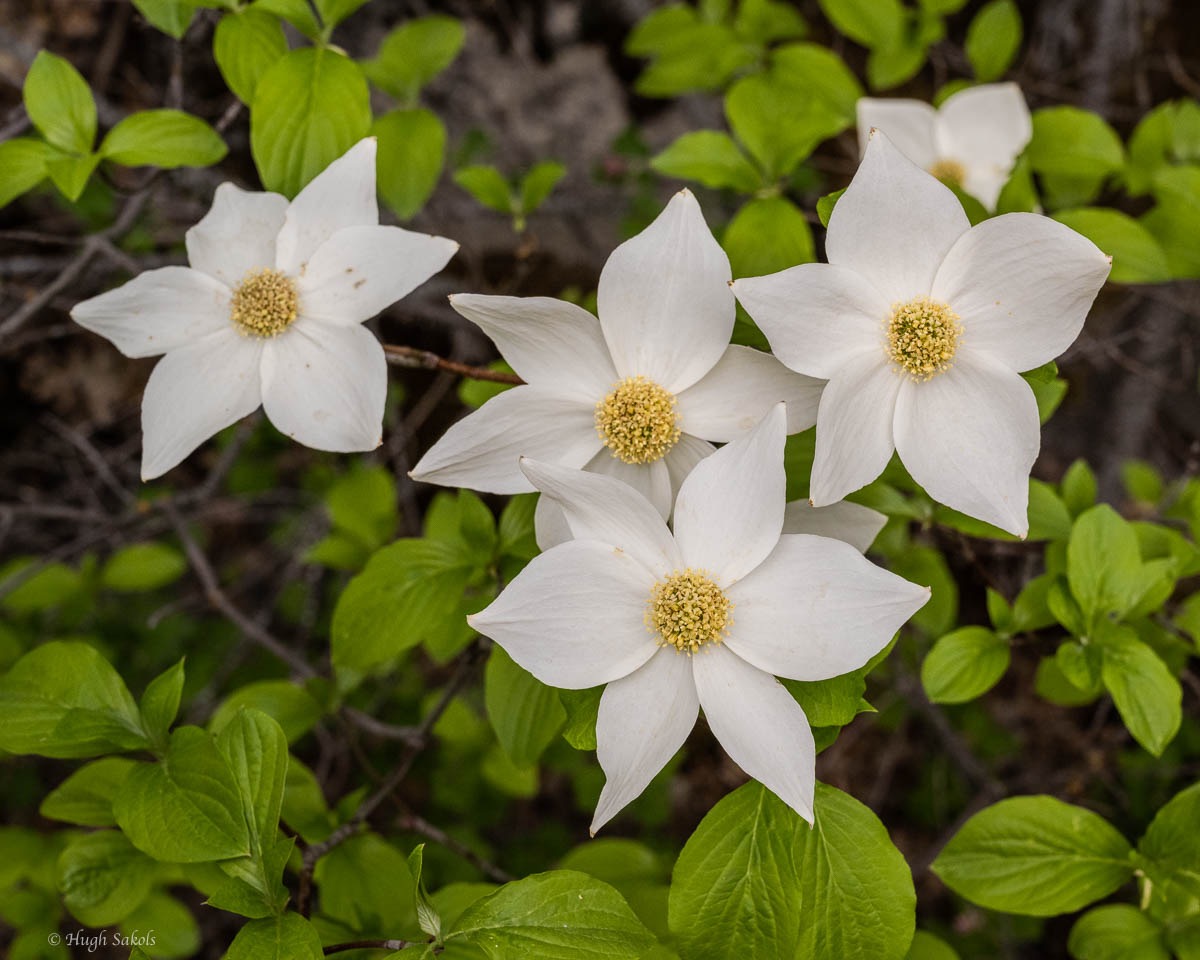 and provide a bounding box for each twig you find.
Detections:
[297,640,489,915]
[324,940,412,955]
[383,344,522,384]
[397,811,513,883]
